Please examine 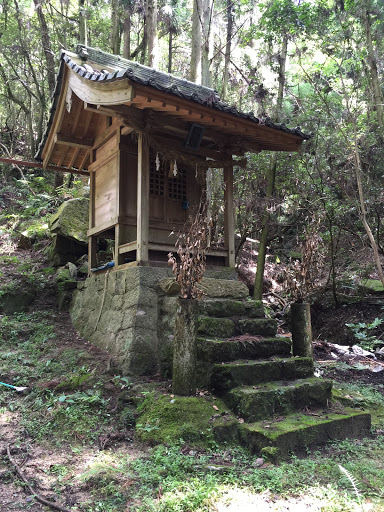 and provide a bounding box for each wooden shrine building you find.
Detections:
[36,45,308,270]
